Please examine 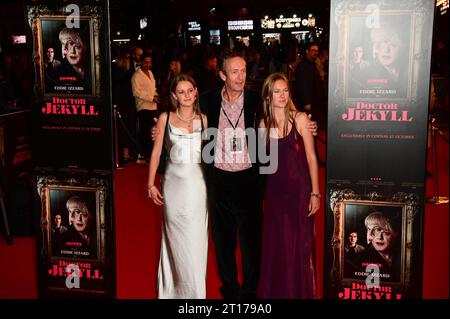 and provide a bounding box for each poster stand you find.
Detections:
[0,182,13,245]
[426,116,449,204]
